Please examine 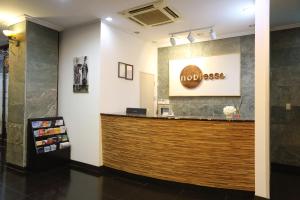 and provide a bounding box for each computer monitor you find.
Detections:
[126,108,147,115]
